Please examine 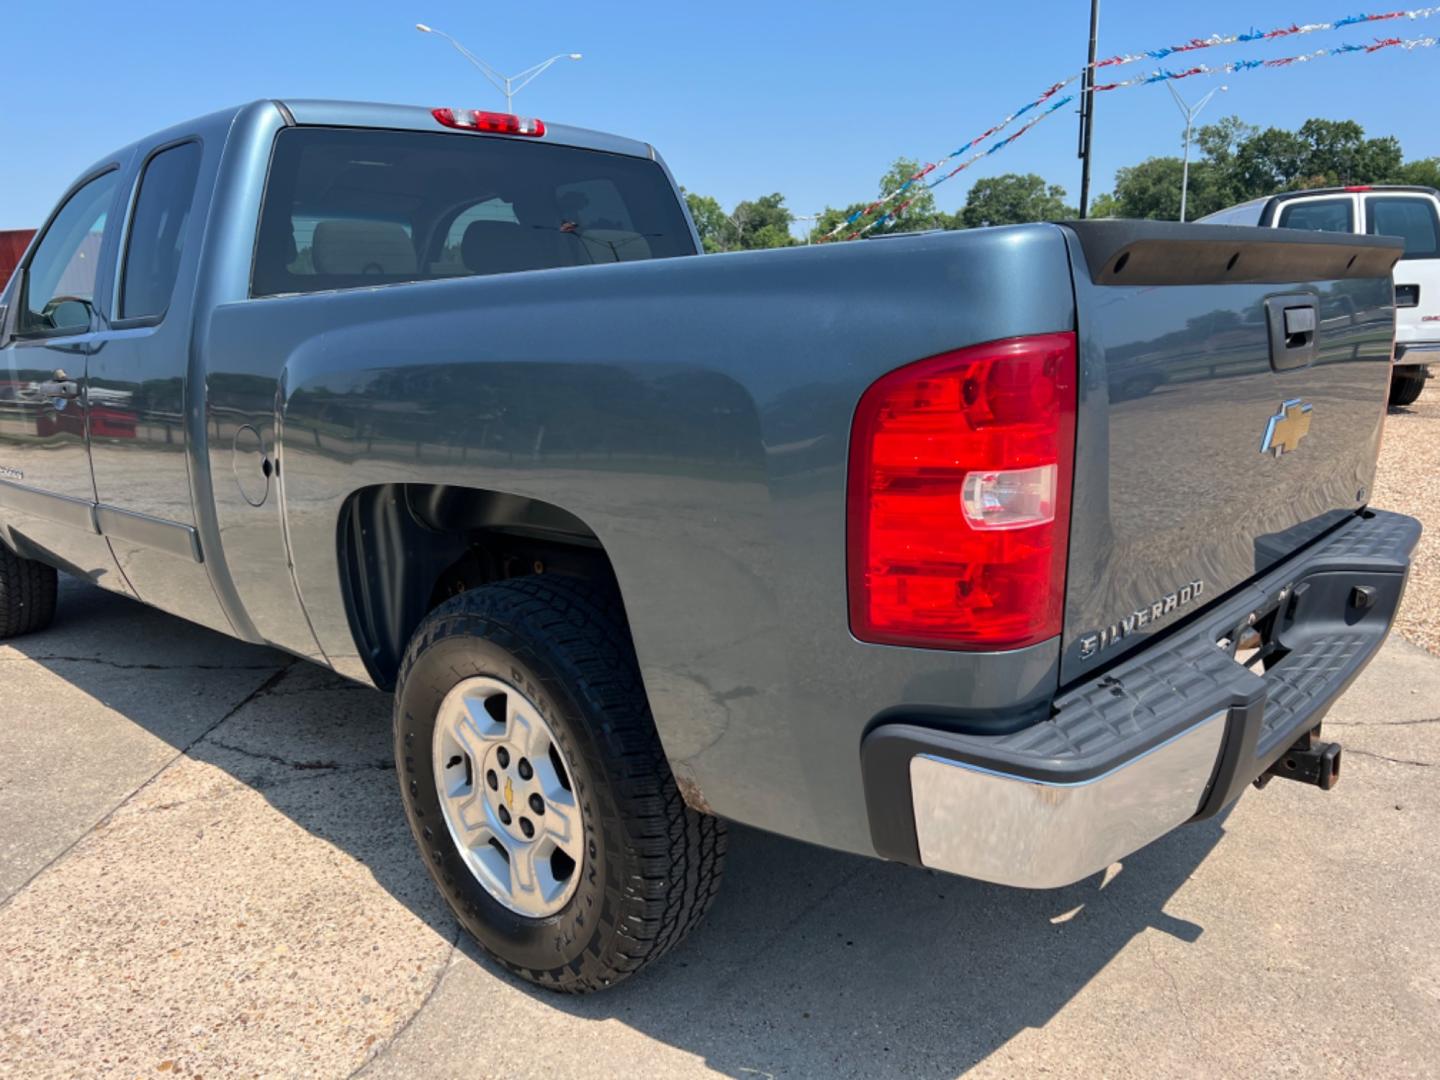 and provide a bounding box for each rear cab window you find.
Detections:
[1365,195,1440,260]
[1276,198,1355,234]
[120,141,204,321]
[251,128,697,297]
